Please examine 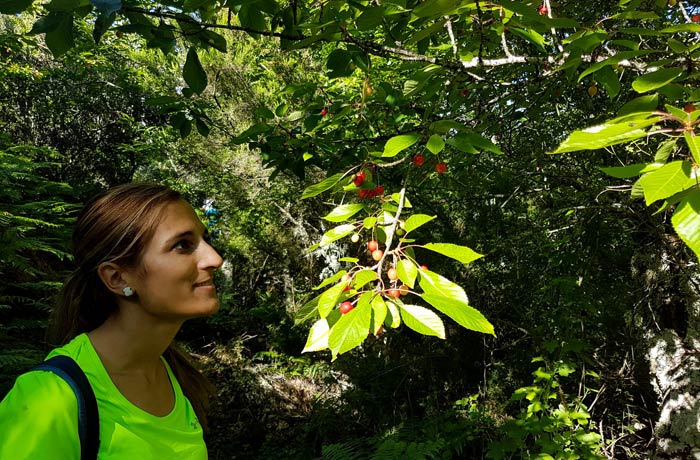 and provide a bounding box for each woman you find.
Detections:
[0,183,224,459]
